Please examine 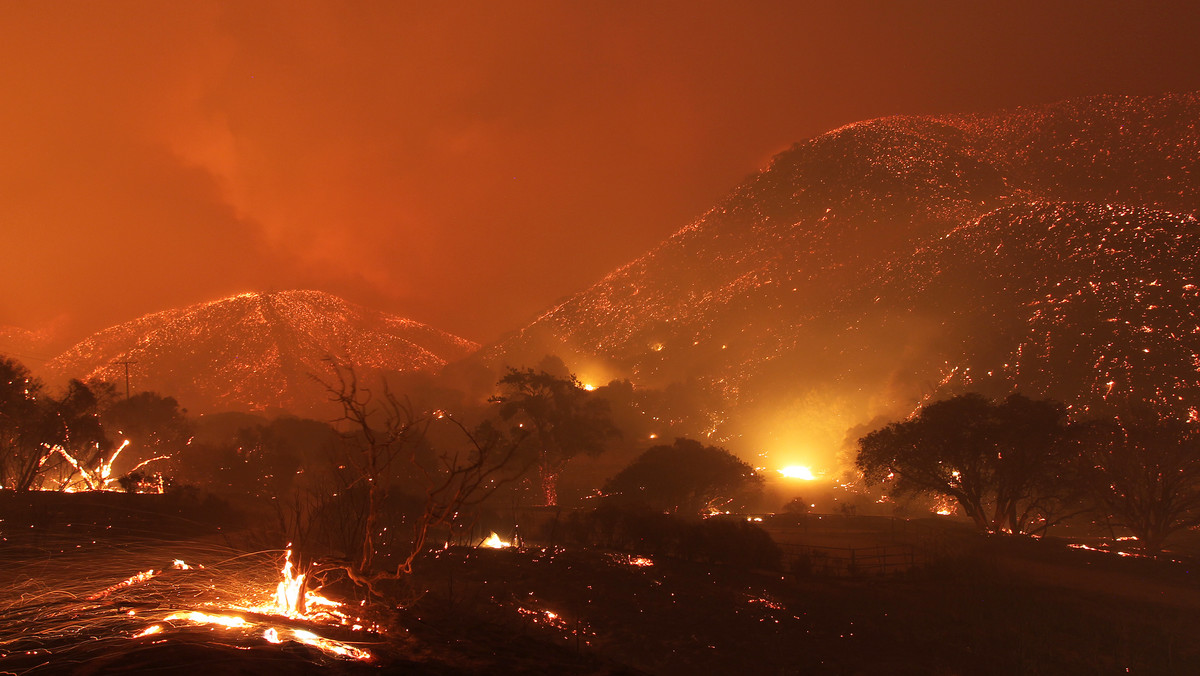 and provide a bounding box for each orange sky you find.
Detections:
[3,1,1199,352]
